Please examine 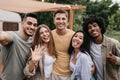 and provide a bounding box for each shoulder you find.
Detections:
[7,31,18,37]
[77,52,91,66]
[66,29,75,38]
[78,52,88,60]
[67,29,75,34]
[104,36,119,44]
[52,29,56,33]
